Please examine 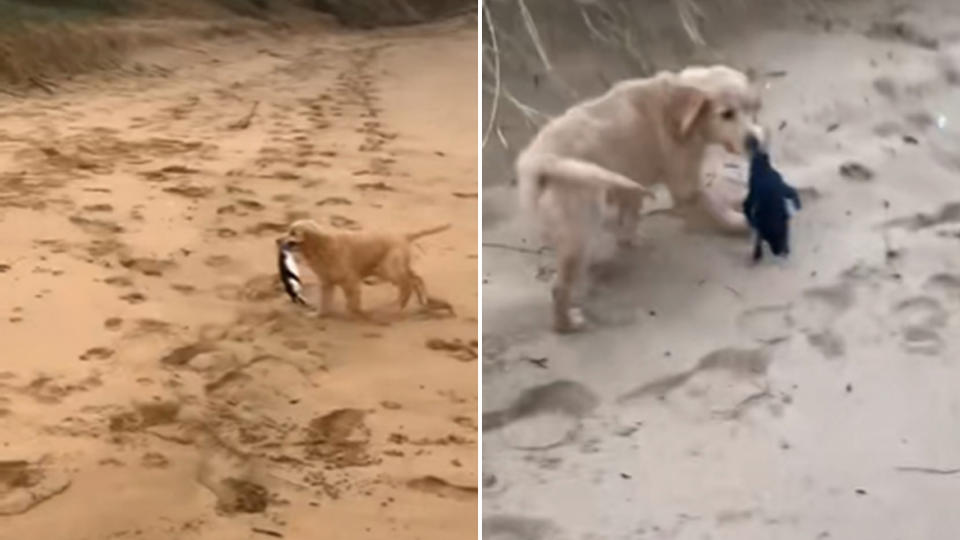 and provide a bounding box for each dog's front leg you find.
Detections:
[344,281,388,325]
[319,282,336,316]
[343,281,367,319]
[611,187,656,248]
